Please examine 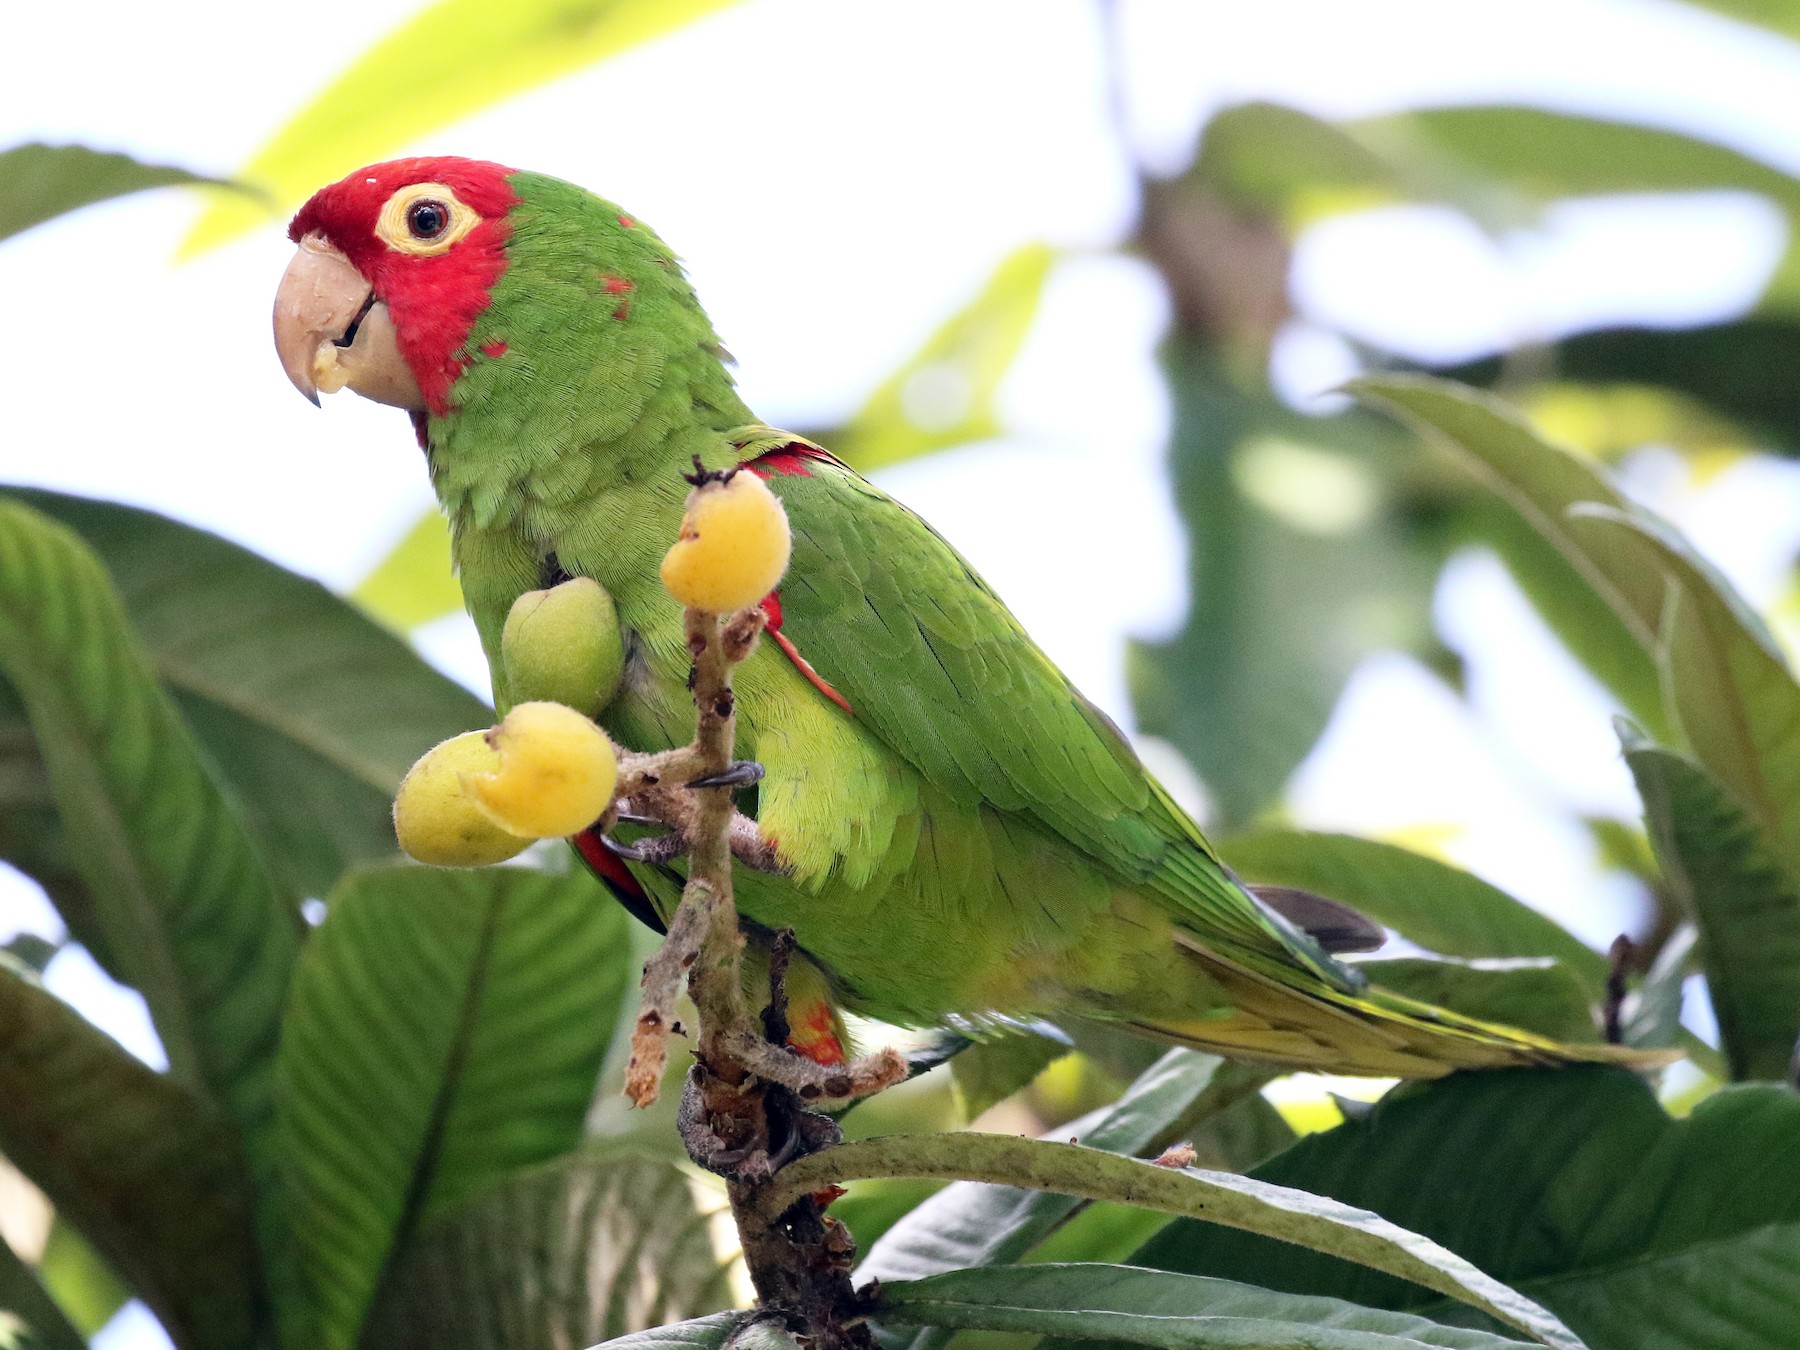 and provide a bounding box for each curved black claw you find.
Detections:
[687,759,766,791]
